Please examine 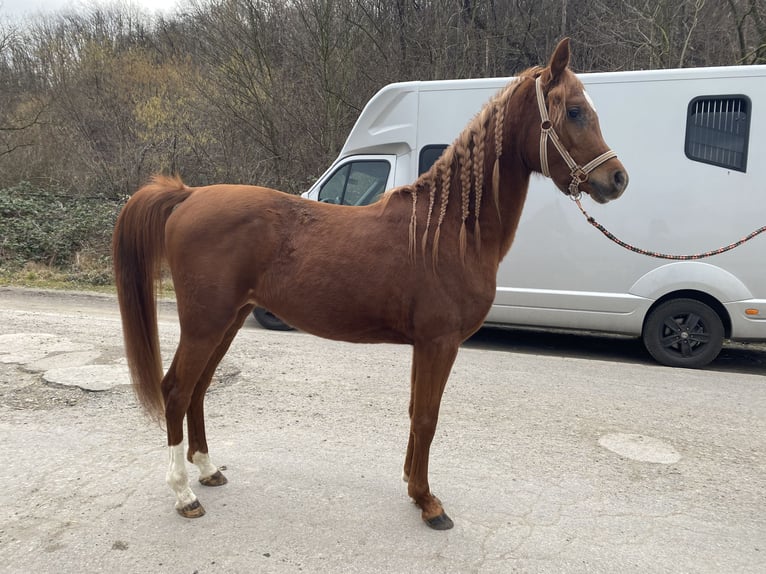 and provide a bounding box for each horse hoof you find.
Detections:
[424,512,454,530]
[177,499,206,518]
[199,470,228,487]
